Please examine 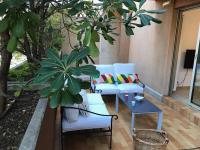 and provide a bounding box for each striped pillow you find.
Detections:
[93,74,115,84]
[117,74,139,84]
